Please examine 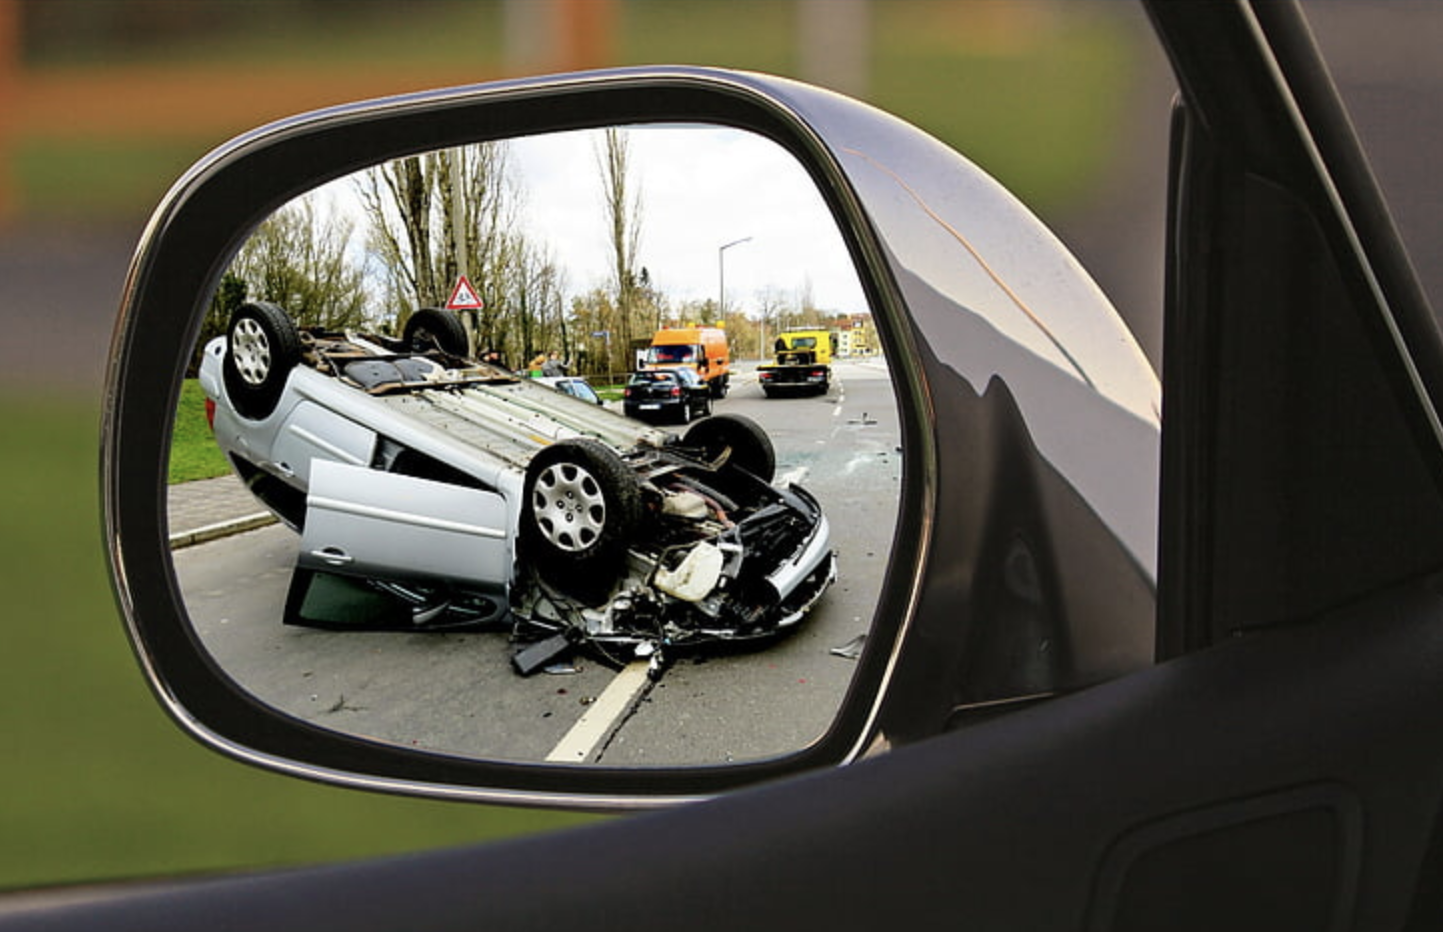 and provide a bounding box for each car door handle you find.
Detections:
[310,546,354,566]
